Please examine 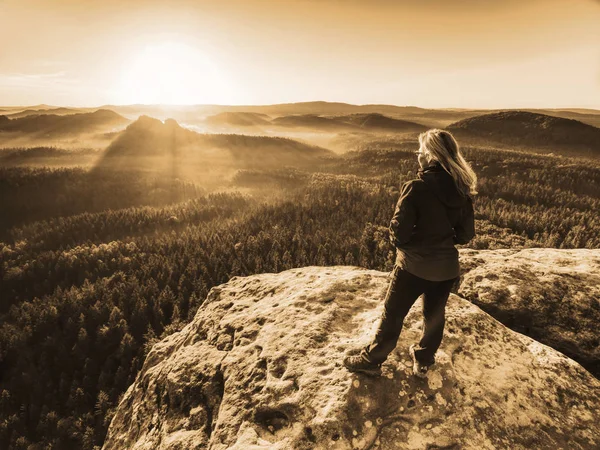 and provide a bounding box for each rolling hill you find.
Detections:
[531,108,600,128]
[448,110,600,157]
[96,115,335,175]
[0,109,129,144]
[6,107,90,119]
[102,102,480,127]
[270,112,428,134]
[203,112,272,127]
[5,102,600,130]
[99,115,199,157]
[335,112,429,132]
[270,113,357,131]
